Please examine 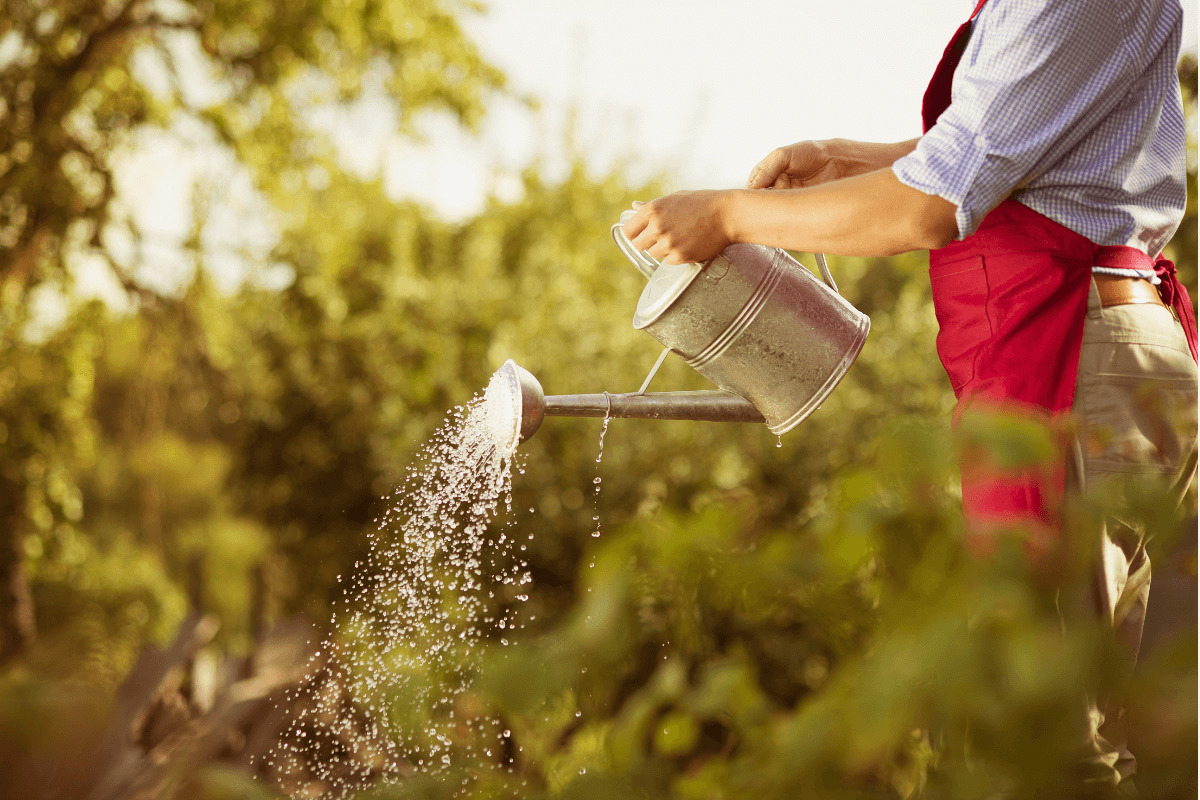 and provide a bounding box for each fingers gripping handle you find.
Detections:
[612,209,660,279]
[613,208,841,296]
